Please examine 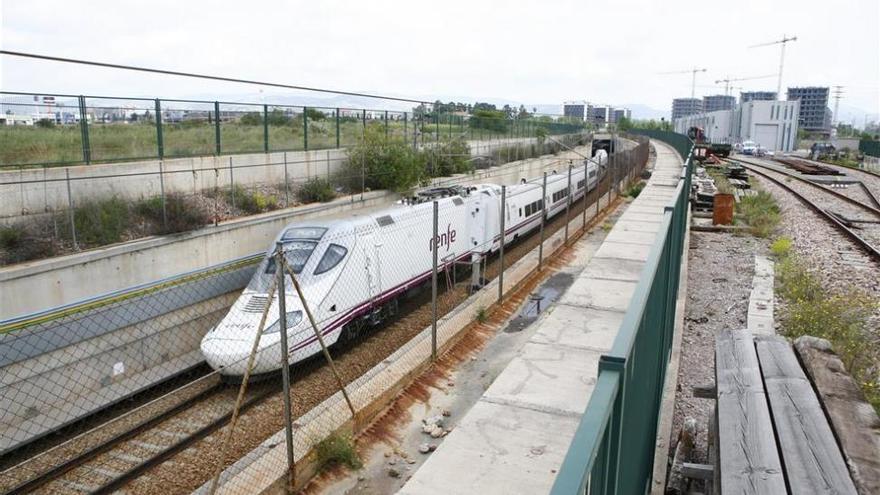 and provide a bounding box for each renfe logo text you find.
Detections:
[429,224,457,252]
